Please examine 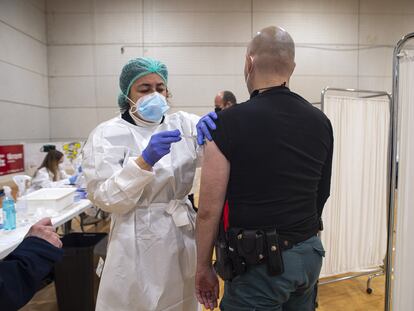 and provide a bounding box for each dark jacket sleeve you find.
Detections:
[317,120,334,218]
[0,236,63,311]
